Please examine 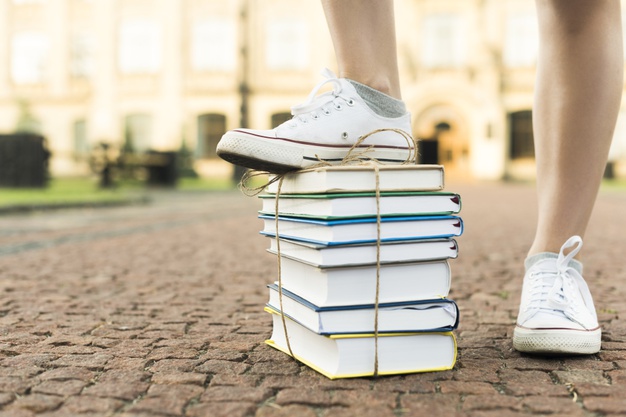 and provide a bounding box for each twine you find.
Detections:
[273,175,296,358]
[373,164,381,377]
[241,128,418,377]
